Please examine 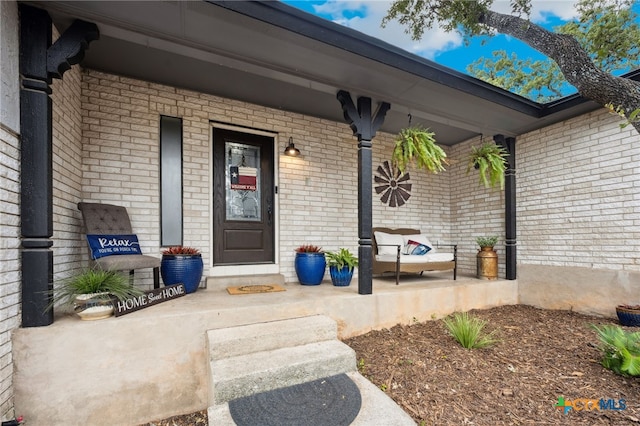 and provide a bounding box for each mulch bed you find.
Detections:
[143,305,640,425]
